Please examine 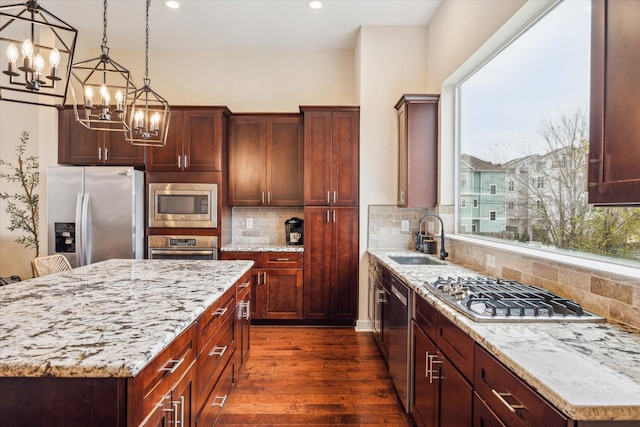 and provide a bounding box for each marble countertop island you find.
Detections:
[0,259,253,378]
[369,249,640,422]
[221,244,303,252]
